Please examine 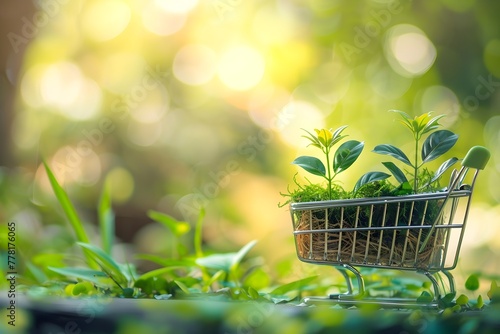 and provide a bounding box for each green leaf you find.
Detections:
[301,129,323,148]
[421,114,445,136]
[476,295,484,309]
[135,254,196,267]
[134,277,168,295]
[465,274,480,291]
[391,110,414,133]
[416,291,433,303]
[428,157,459,186]
[48,267,113,287]
[205,270,226,288]
[196,253,235,272]
[247,286,260,300]
[72,281,96,295]
[421,130,458,163]
[412,113,431,135]
[439,292,456,308]
[136,267,184,281]
[487,281,499,301]
[382,161,408,184]
[353,171,391,193]
[98,183,115,256]
[330,125,349,147]
[174,280,191,294]
[77,242,128,285]
[25,262,48,284]
[390,109,412,119]
[148,210,191,236]
[196,240,257,273]
[333,140,364,174]
[154,294,173,300]
[230,240,258,272]
[270,275,319,296]
[393,181,413,195]
[373,144,412,167]
[43,161,96,269]
[456,294,469,306]
[291,156,326,177]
